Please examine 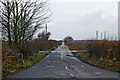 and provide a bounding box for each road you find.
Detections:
[6,42,119,79]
